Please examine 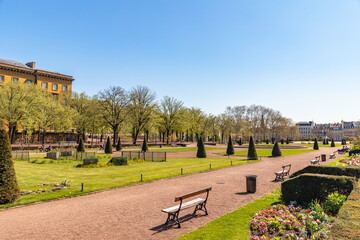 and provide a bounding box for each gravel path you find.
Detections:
[0,147,338,240]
